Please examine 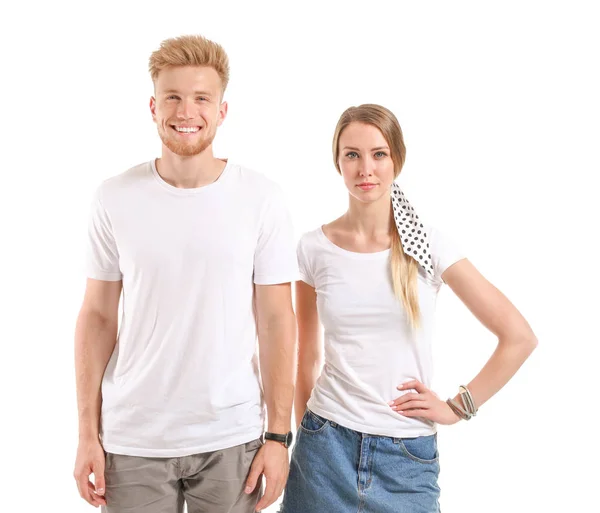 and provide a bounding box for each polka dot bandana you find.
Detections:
[391,182,434,277]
